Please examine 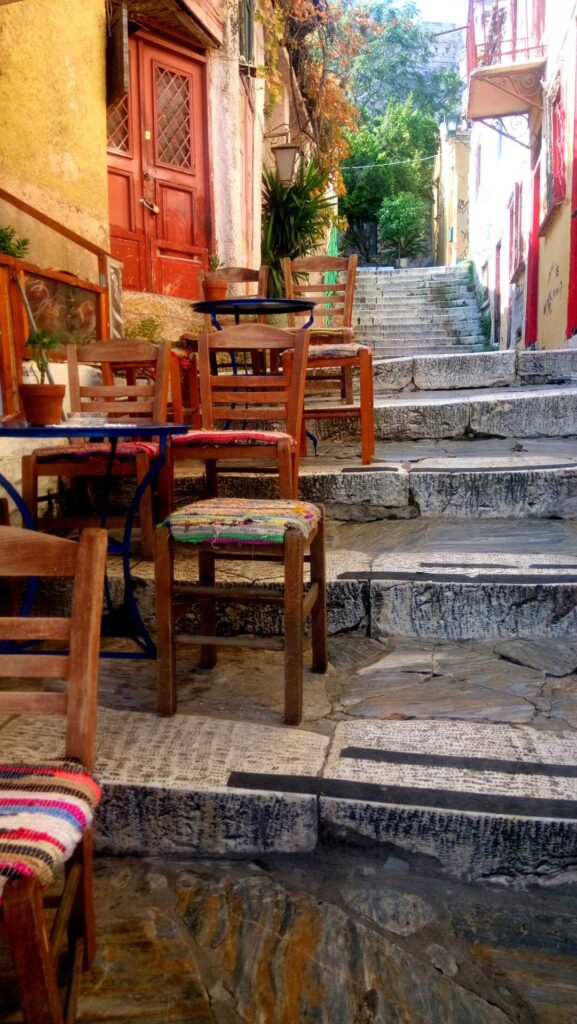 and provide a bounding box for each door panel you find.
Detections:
[107,35,209,298]
[107,42,147,291]
[141,42,209,298]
